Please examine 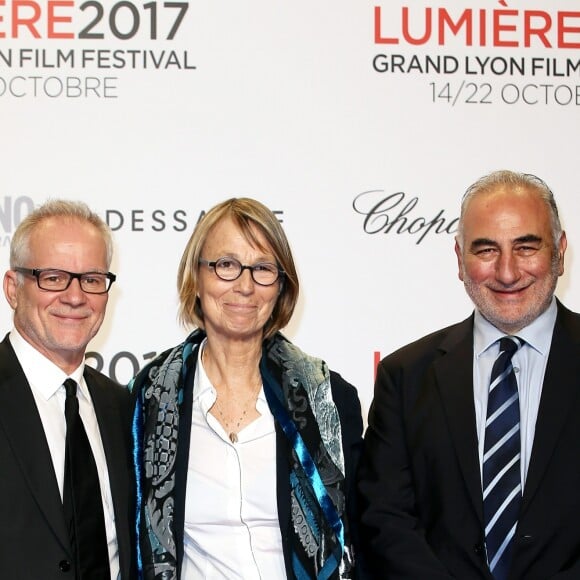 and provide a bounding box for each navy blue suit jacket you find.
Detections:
[359,300,580,579]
